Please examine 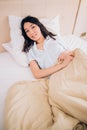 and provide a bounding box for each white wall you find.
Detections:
[73,0,87,38]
